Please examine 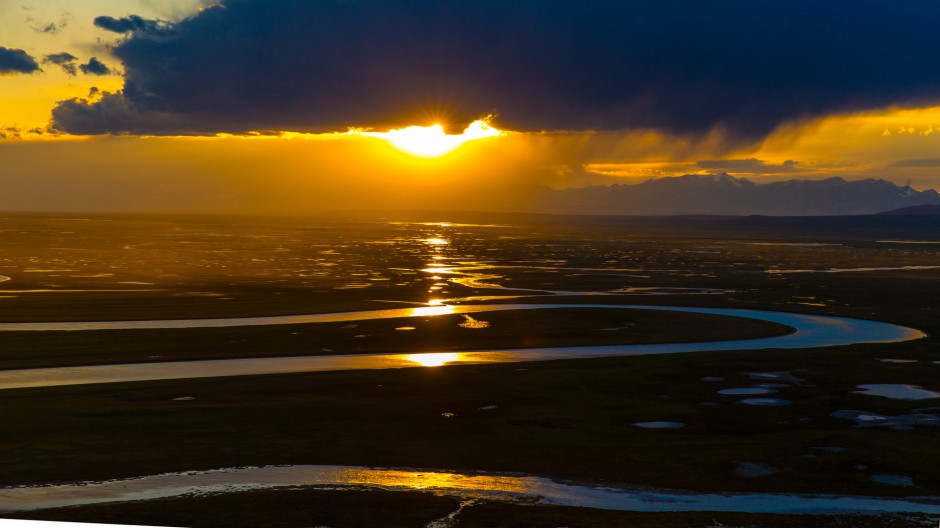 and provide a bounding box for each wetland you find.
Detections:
[0,212,939,527]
